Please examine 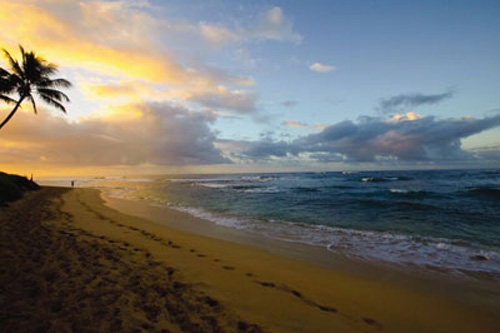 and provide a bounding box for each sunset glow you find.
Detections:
[1,0,499,176]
